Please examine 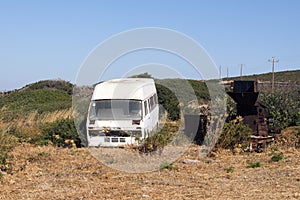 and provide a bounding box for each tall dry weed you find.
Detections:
[13,108,73,127]
[38,109,73,123]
